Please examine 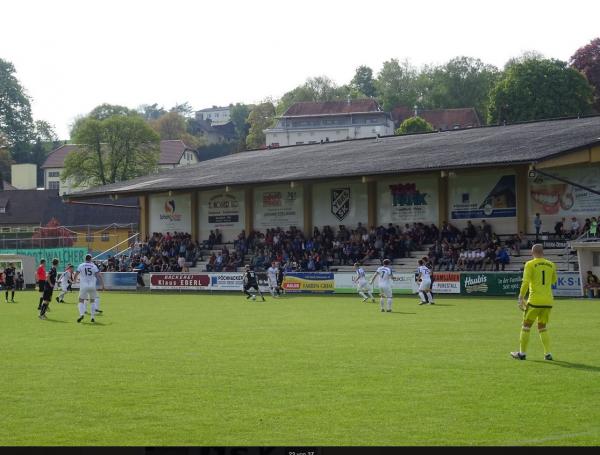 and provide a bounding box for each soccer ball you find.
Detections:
[251,295,256,300]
